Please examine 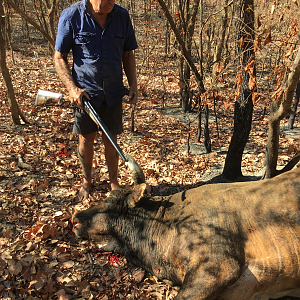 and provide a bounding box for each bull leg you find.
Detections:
[174,259,241,300]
